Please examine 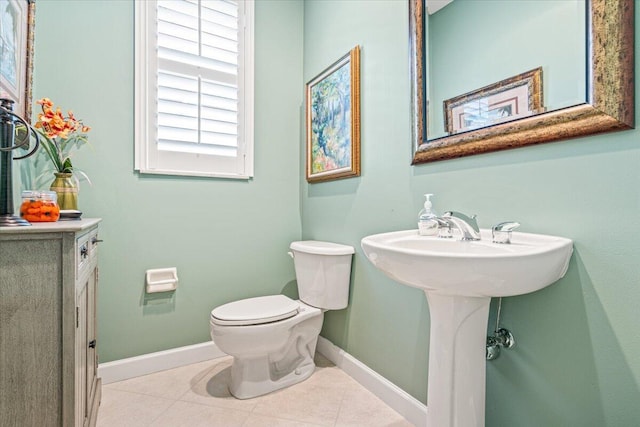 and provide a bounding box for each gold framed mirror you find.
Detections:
[410,0,634,165]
